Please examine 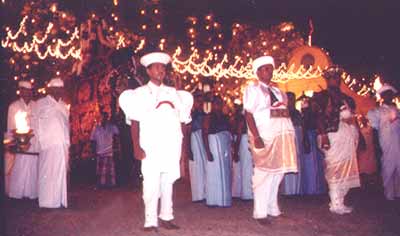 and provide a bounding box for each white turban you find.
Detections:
[252,56,275,76]
[377,84,398,96]
[140,52,171,67]
[18,81,32,89]
[47,78,64,88]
